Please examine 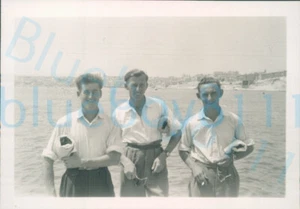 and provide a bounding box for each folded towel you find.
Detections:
[55,135,77,159]
[224,140,247,154]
